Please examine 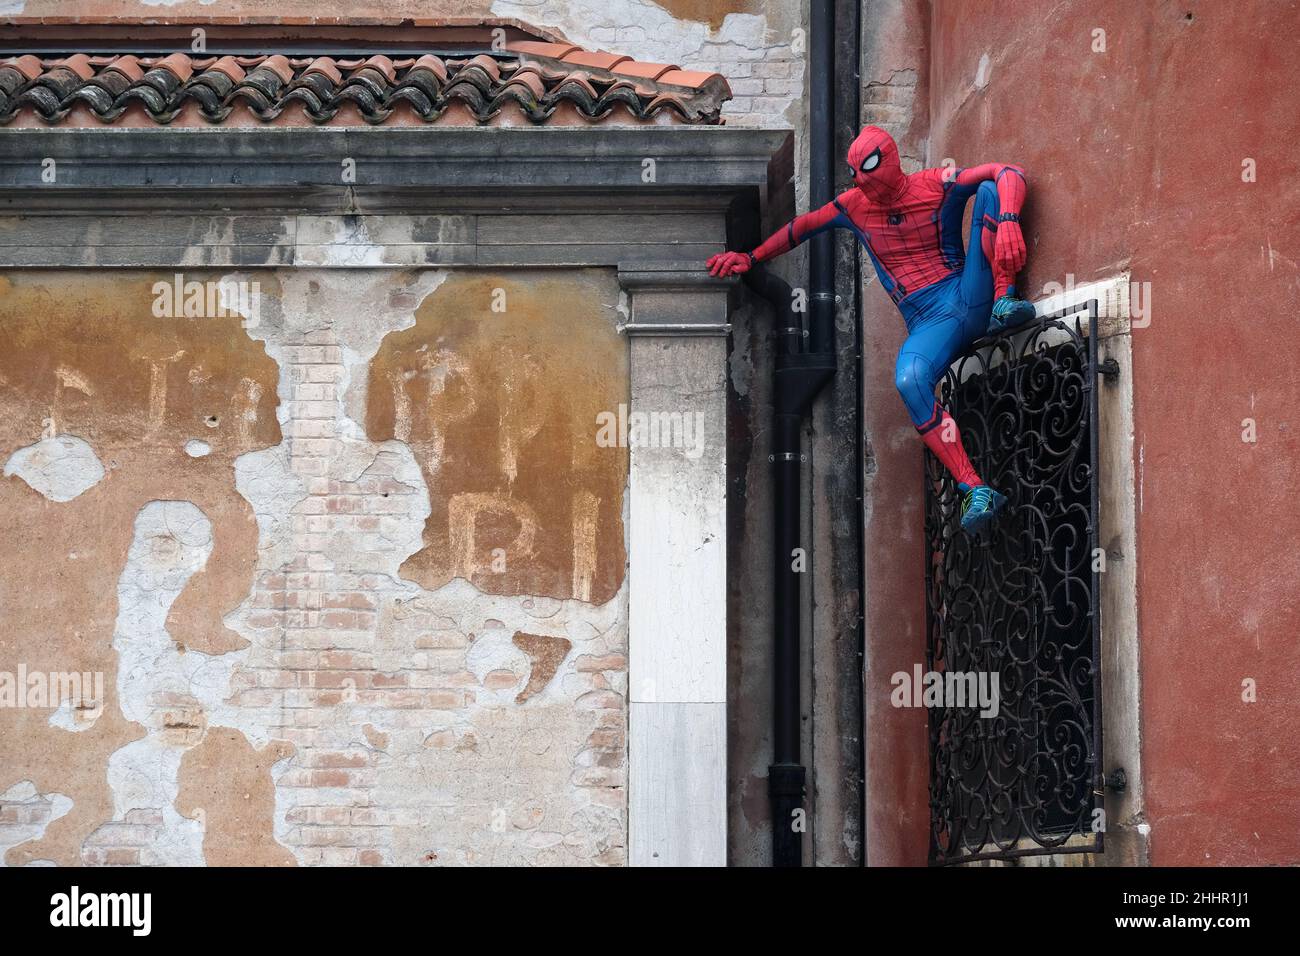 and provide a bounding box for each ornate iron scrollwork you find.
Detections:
[925,302,1102,865]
